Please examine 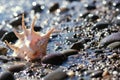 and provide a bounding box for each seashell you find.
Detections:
[43,67,67,80]
[0,71,15,80]
[41,53,67,65]
[5,14,54,61]
[100,32,120,47]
